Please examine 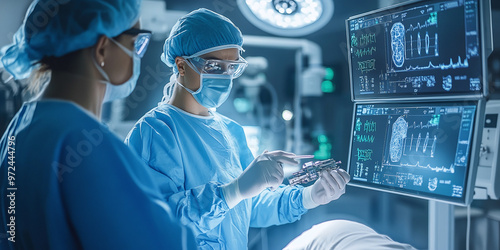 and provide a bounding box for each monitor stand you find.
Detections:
[429,200,455,250]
